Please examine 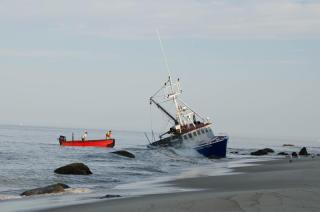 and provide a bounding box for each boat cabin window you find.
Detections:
[193,132,197,136]
[188,134,192,138]
[183,135,188,140]
[197,130,201,135]
[205,128,209,133]
[201,129,205,134]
